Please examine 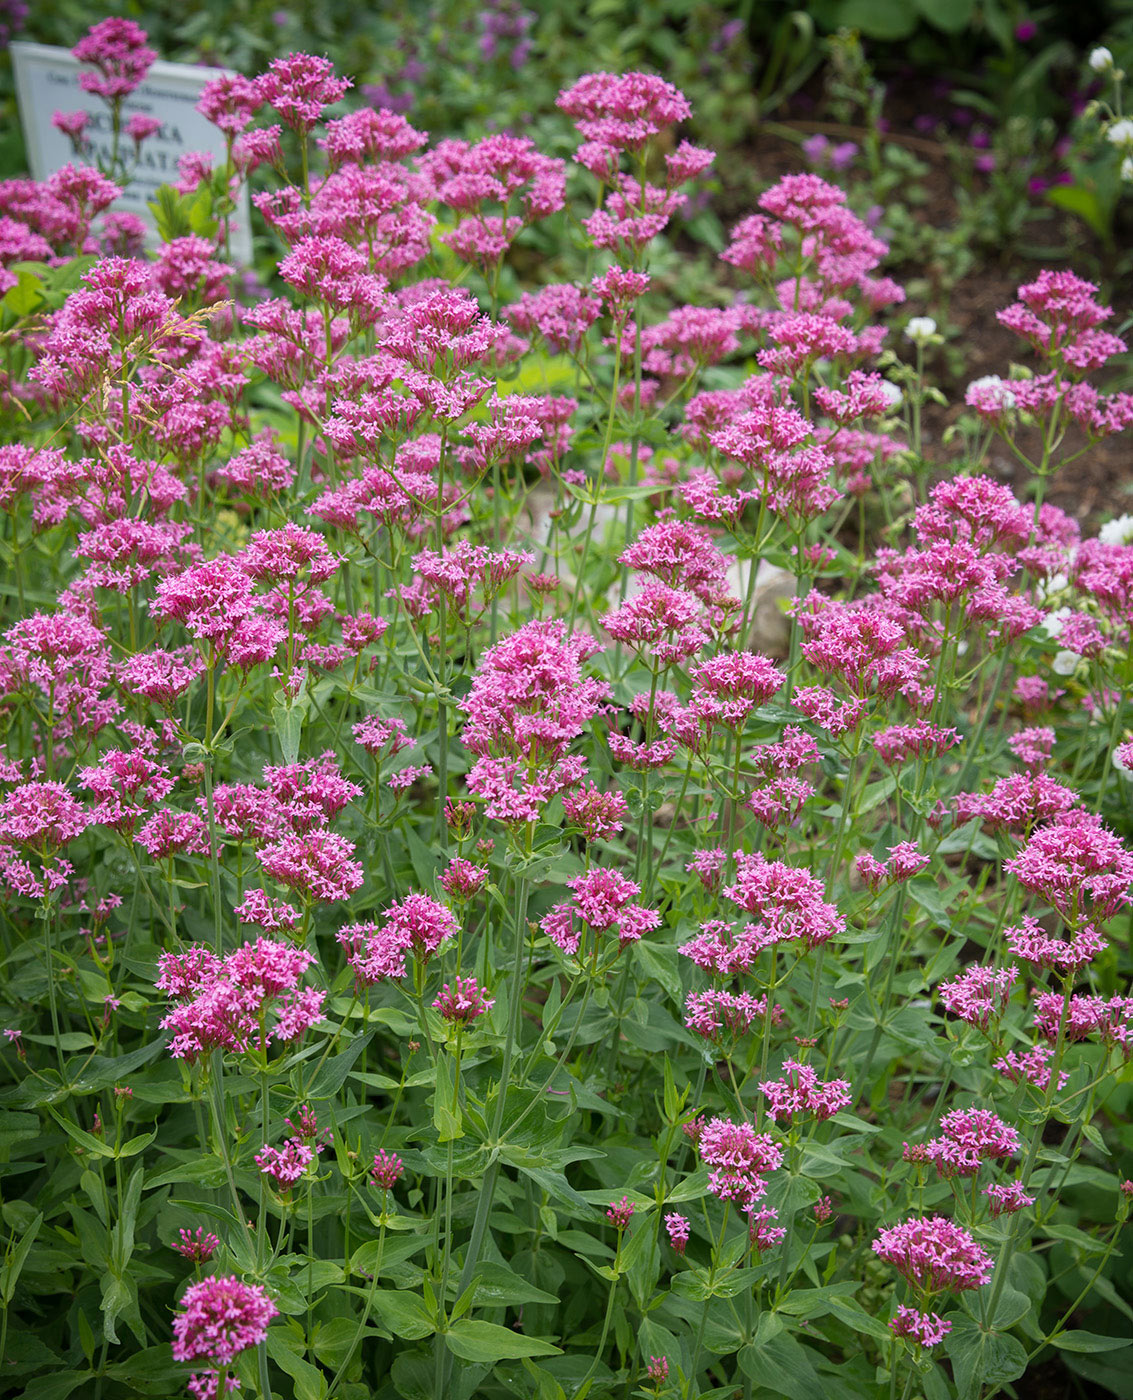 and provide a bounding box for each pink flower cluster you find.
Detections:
[758,1059,851,1124]
[172,1275,277,1366]
[872,1215,993,1294]
[337,893,459,985]
[541,869,660,957]
[156,939,325,1062]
